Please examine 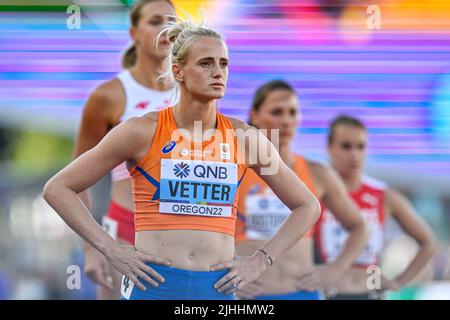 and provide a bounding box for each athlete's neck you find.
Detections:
[130,57,170,91]
[278,144,295,169]
[173,94,217,138]
[341,174,363,193]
